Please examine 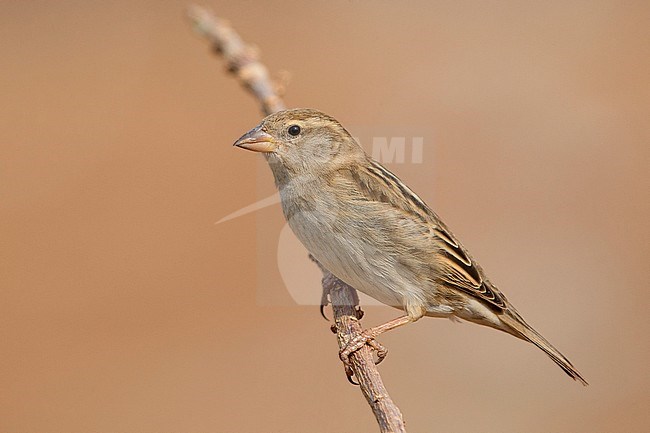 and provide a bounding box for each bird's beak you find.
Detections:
[233,127,278,153]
